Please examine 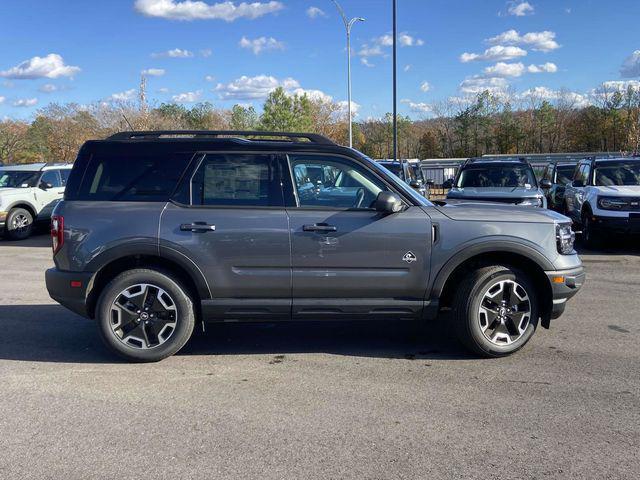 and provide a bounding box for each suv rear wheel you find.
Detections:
[96,268,195,362]
[5,207,34,240]
[581,211,602,249]
[452,265,538,357]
